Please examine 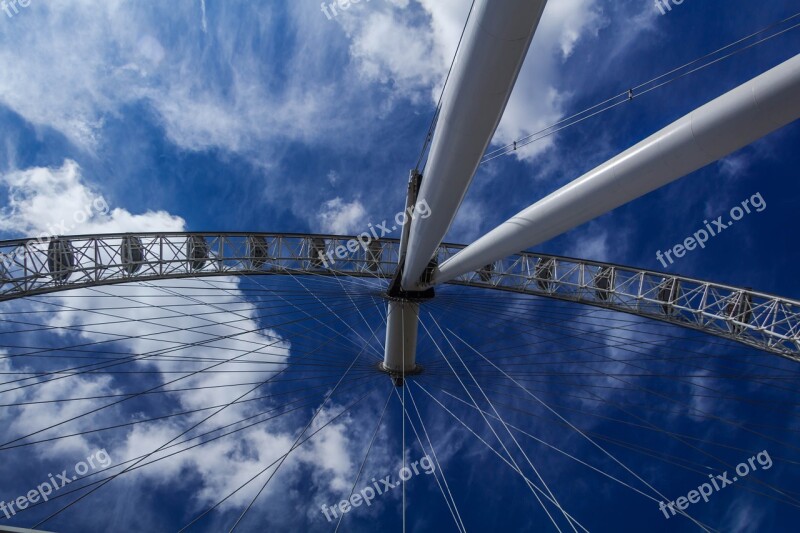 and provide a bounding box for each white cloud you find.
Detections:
[342,7,448,104]
[199,0,208,33]
[447,198,488,244]
[0,160,192,466]
[0,160,378,522]
[495,0,606,161]
[0,160,185,237]
[338,0,606,161]
[563,223,615,262]
[0,0,614,171]
[717,153,753,179]
[721,500,767,532]
[0,350,122,460]
[0,2,351,155]
[317,197,368,235]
